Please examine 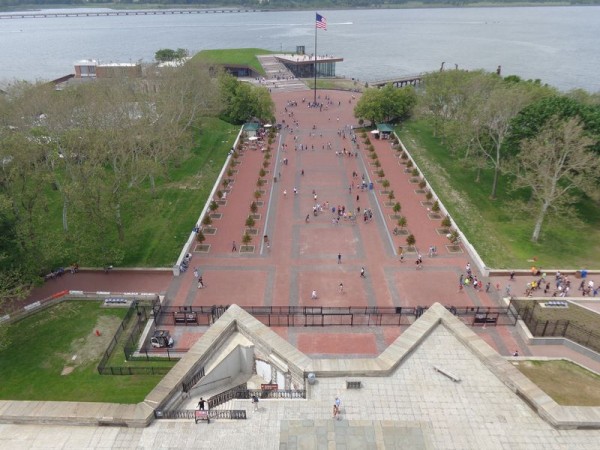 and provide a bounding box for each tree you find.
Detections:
[155,48,189,63]
[397,216,407,229]
[510,116,600,242]
[245,216,256,228]
[393,202,401,214]
[354,84,416,125]
[219,74,274,124]
[406,234,416,247]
